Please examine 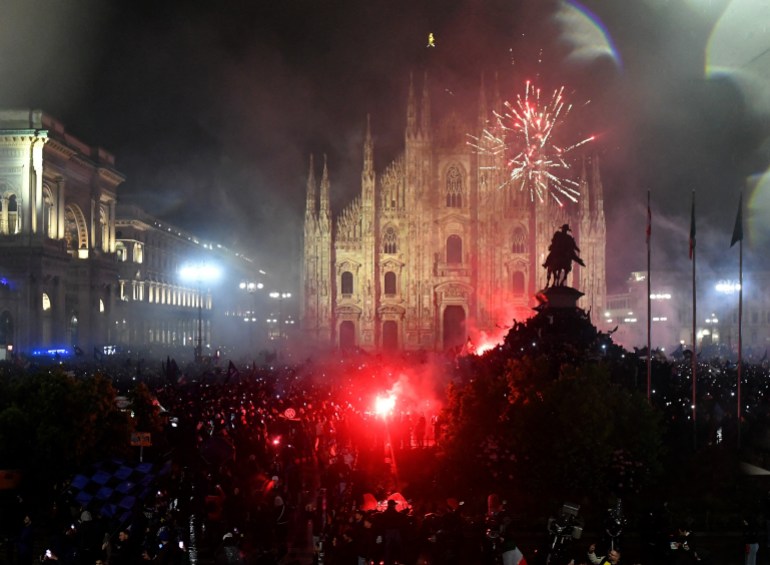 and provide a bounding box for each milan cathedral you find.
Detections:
[302,75,606,353]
